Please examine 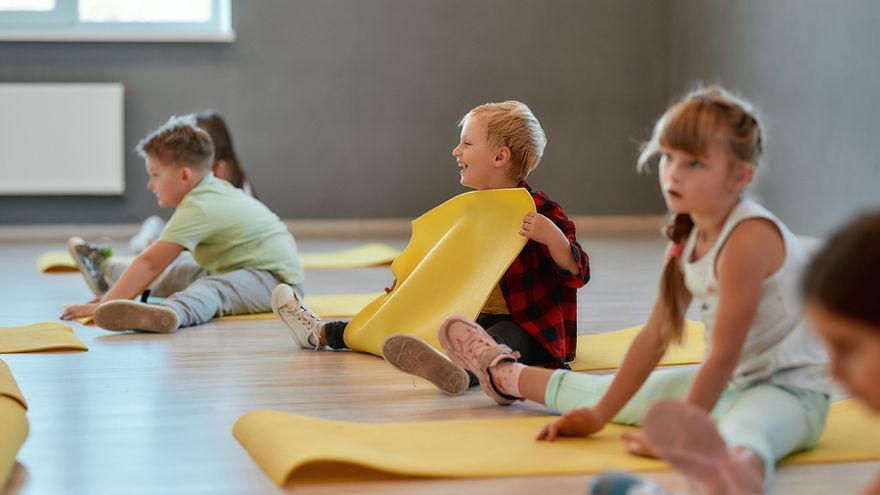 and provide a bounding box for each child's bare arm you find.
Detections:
[101,241,183,301]
[686,219,784,411]
[592,291,689,423]
[519,212,580,275]
[538,289,692,440]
